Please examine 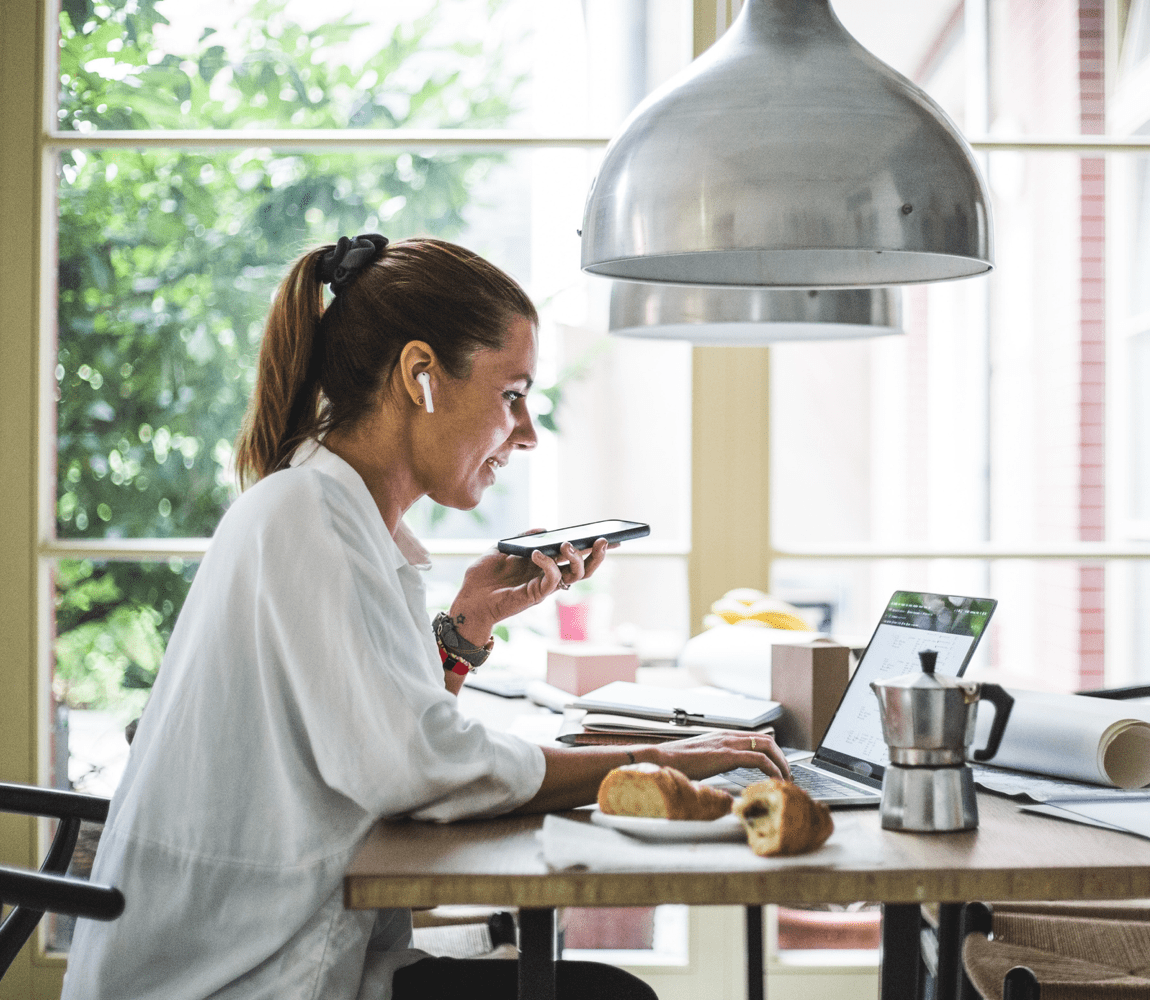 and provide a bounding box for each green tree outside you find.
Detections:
[53,0,526,713]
